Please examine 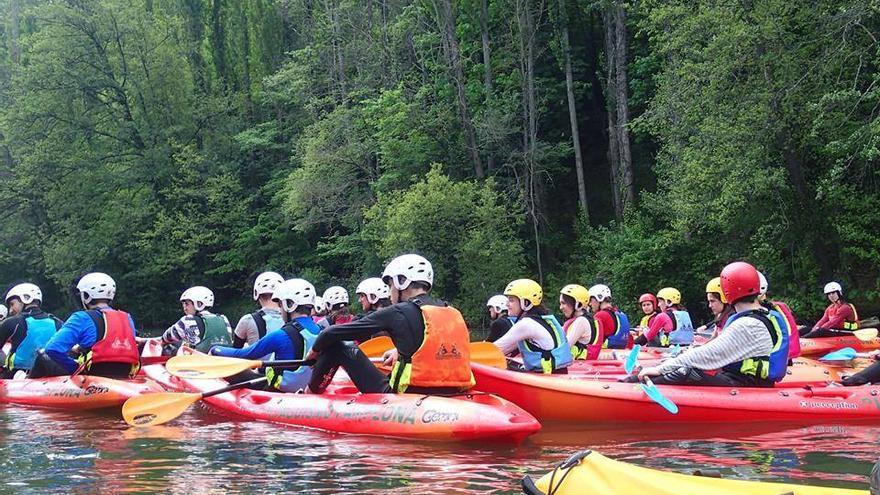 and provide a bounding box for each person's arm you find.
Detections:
[161,317,188,344]
[823,304,853,330]
[492,319,549,356]
[635,313,671,345]
[653,319,772,374]
[486,319,509,343]
[0,318,16,346]
[211,331,291,360]
[232,314,255,348]
[565,317,590,348]
[312,308,401,353]
[813,306,832,330]
[44,312,93,373]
